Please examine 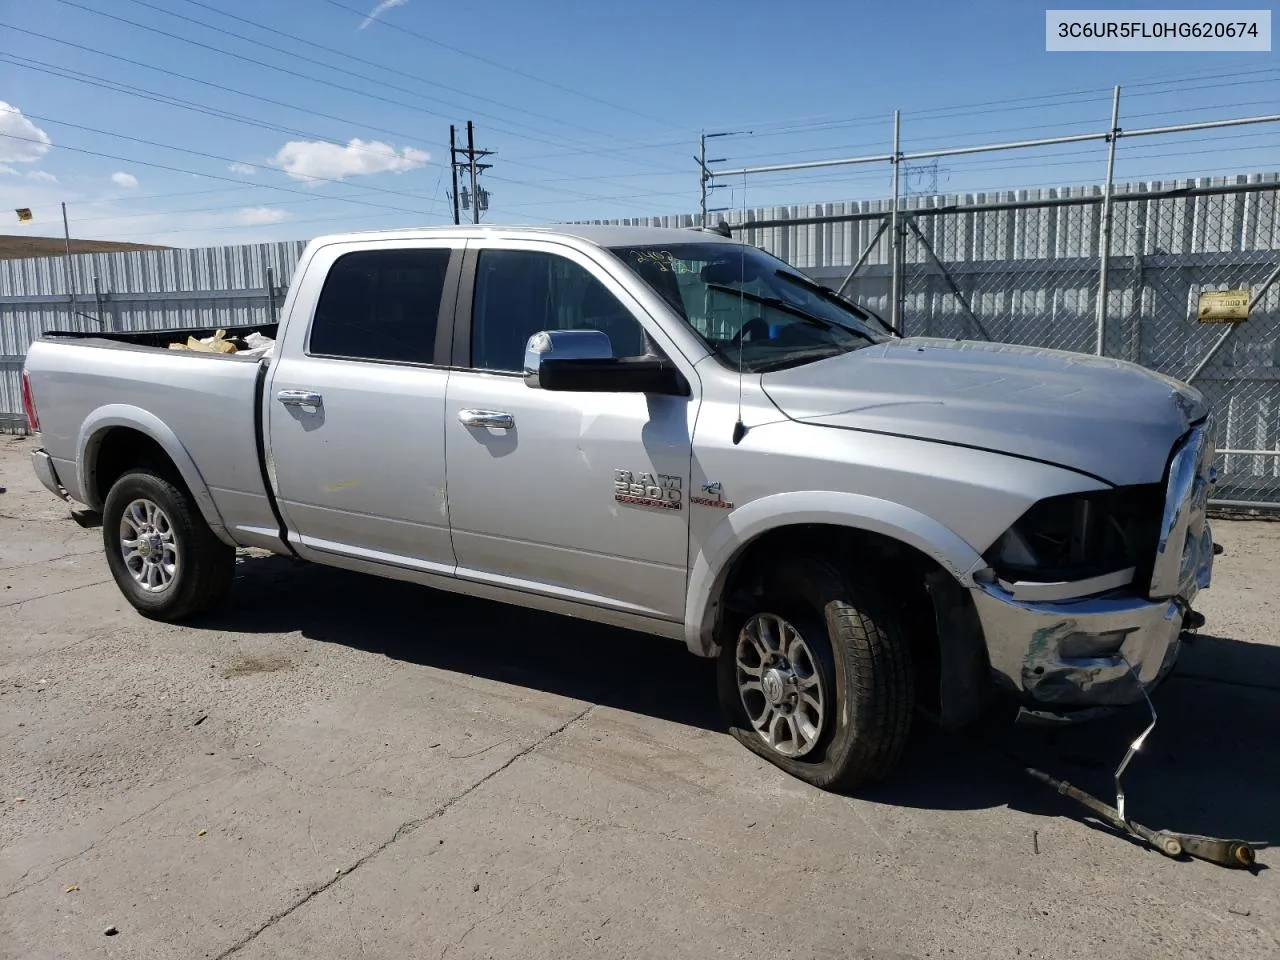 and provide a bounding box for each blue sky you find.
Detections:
[0,0,1276,247]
